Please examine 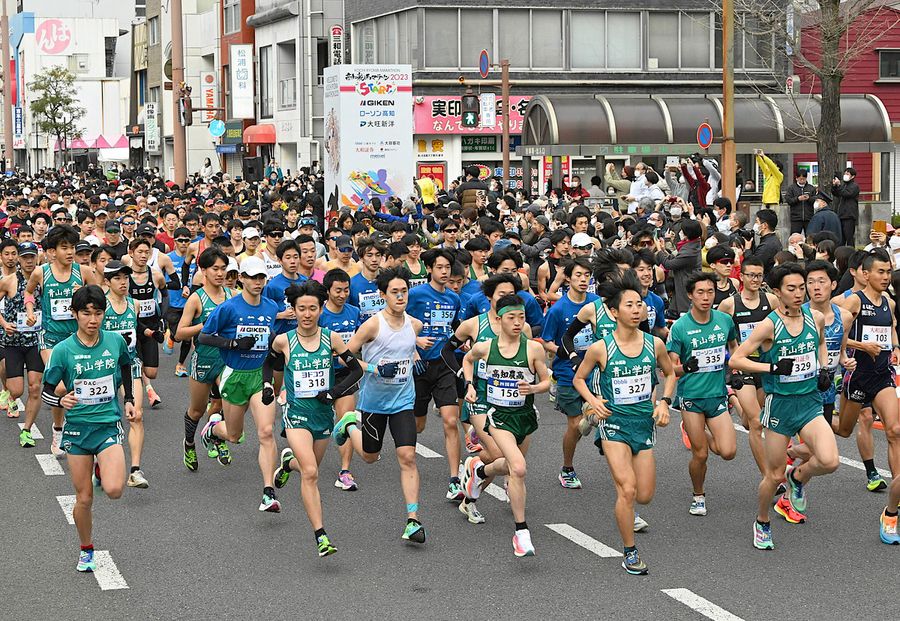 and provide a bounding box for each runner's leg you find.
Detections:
[603,441,639,548]
[248,391,277,488]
